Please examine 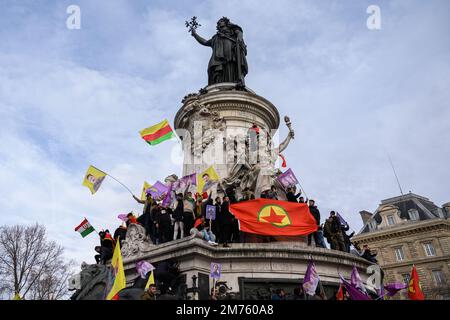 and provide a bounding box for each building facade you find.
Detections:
[353,192,450,299]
